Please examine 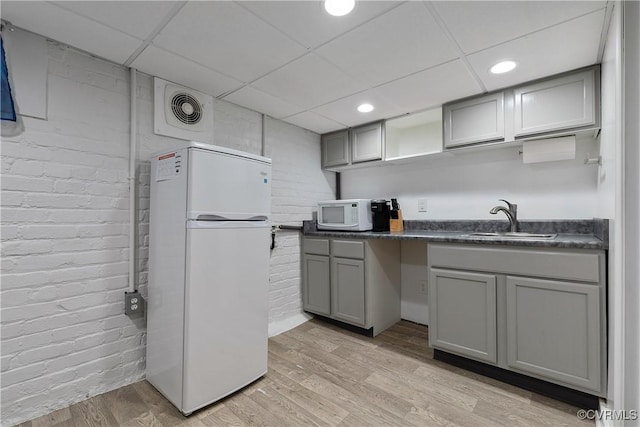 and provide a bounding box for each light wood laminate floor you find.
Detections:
[19,319,593,427]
